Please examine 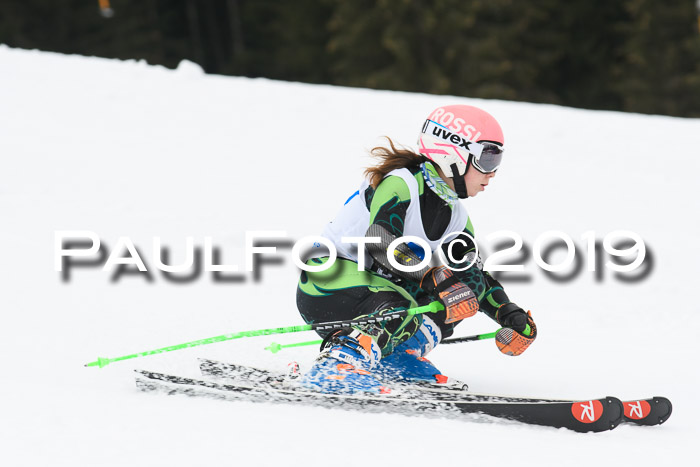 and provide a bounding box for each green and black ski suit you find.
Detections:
[297,161,518,356]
